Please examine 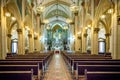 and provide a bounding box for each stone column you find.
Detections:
[82,33,87,53]
[74,12,80,51]
[110,0,118,59]
[7,34,12,53]
[35,14,41,51]
[0,0,7,59]
[34,36,38,52]
[105,33,111,52]
[70,23,75,50]
[78,36,82,52]
[92,28,99,54]
[17,29,24,55]
[28,33,34,53]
